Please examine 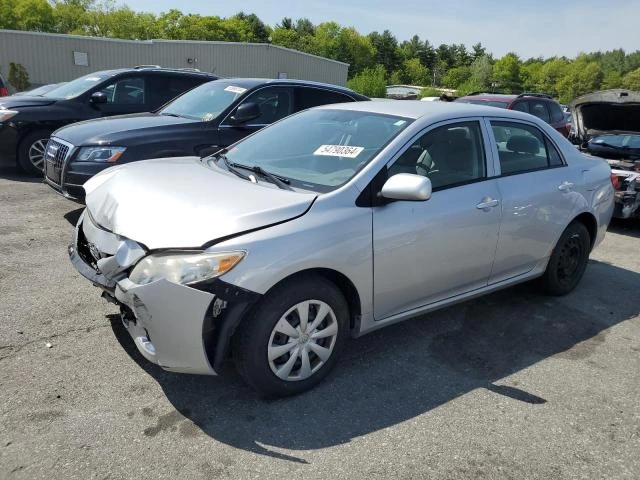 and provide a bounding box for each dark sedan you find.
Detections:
[44,78,369,201]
